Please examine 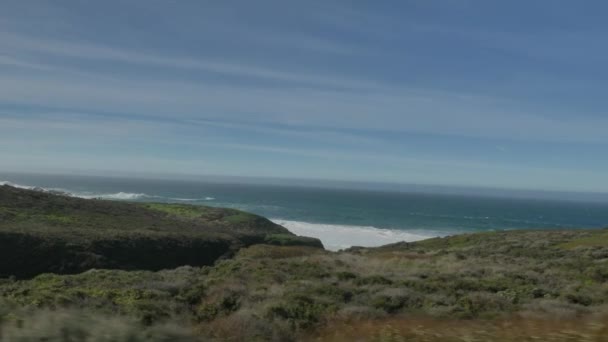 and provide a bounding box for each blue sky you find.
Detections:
[1,1,607,192]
